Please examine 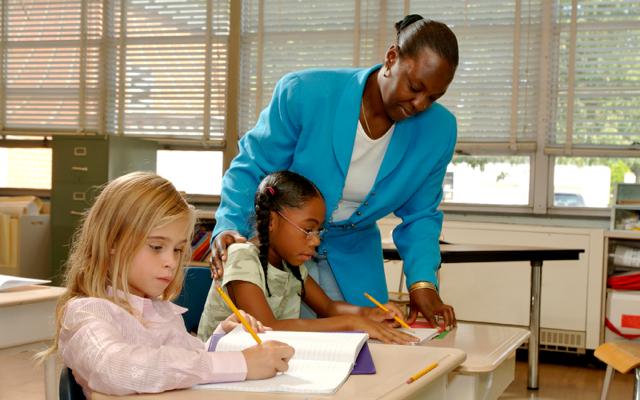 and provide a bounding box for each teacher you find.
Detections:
[209,15,458,331]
